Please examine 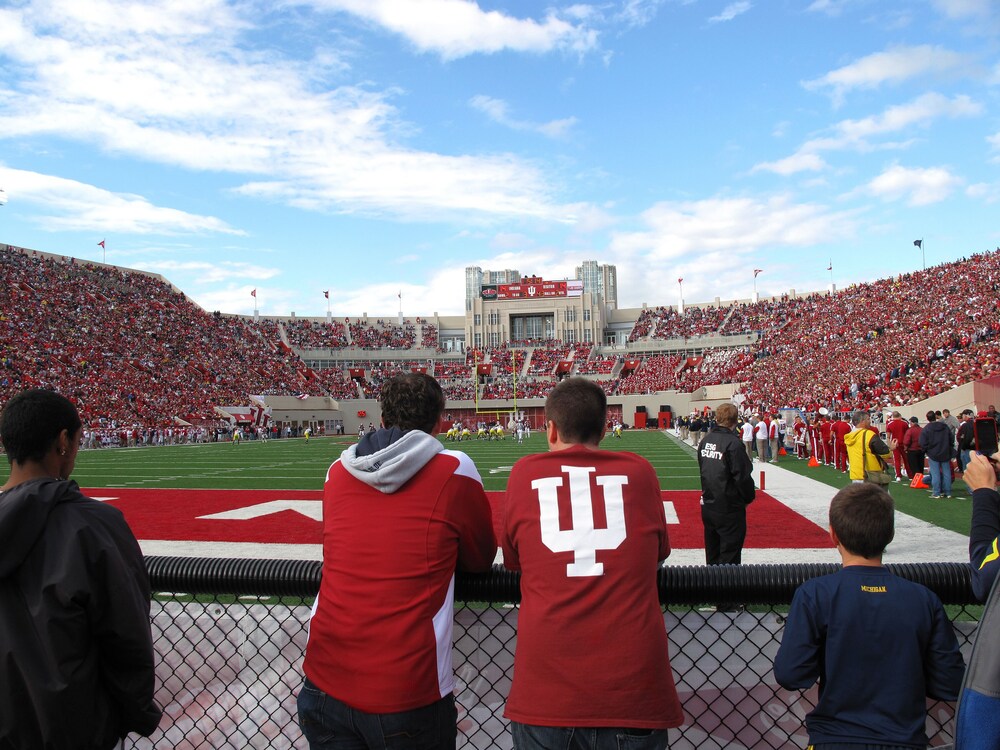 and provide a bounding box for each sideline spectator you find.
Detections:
[955,451,1000,748]
[774,483,964,749]
[920,411,955,499]
[0,389,161,748]
[885,411,910,481]
[844,410,895,485]
[501,378,683,748]
[298,373,496,750]
[698,403,756,569]
[903,416,925,480]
